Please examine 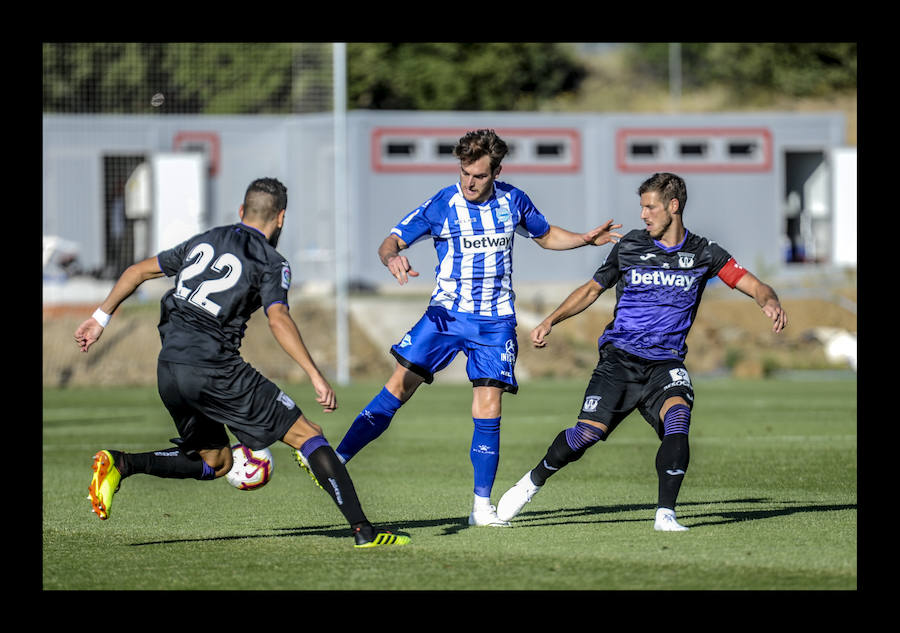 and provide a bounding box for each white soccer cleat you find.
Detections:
[496,472,541,522]
[468,504,511,527]
[654,507,689,531]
